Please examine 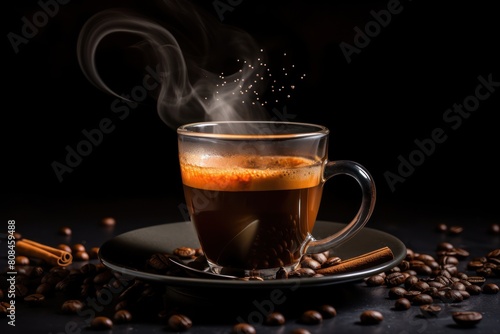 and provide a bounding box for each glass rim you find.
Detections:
[177,121,329,139]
